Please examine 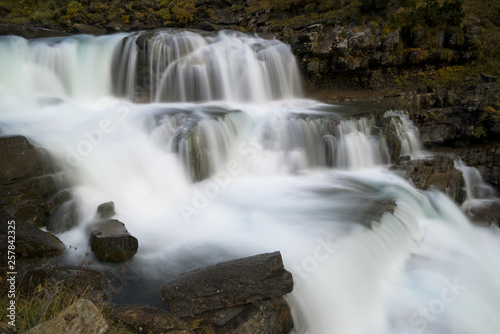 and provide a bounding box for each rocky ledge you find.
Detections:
[161,251,294,333]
